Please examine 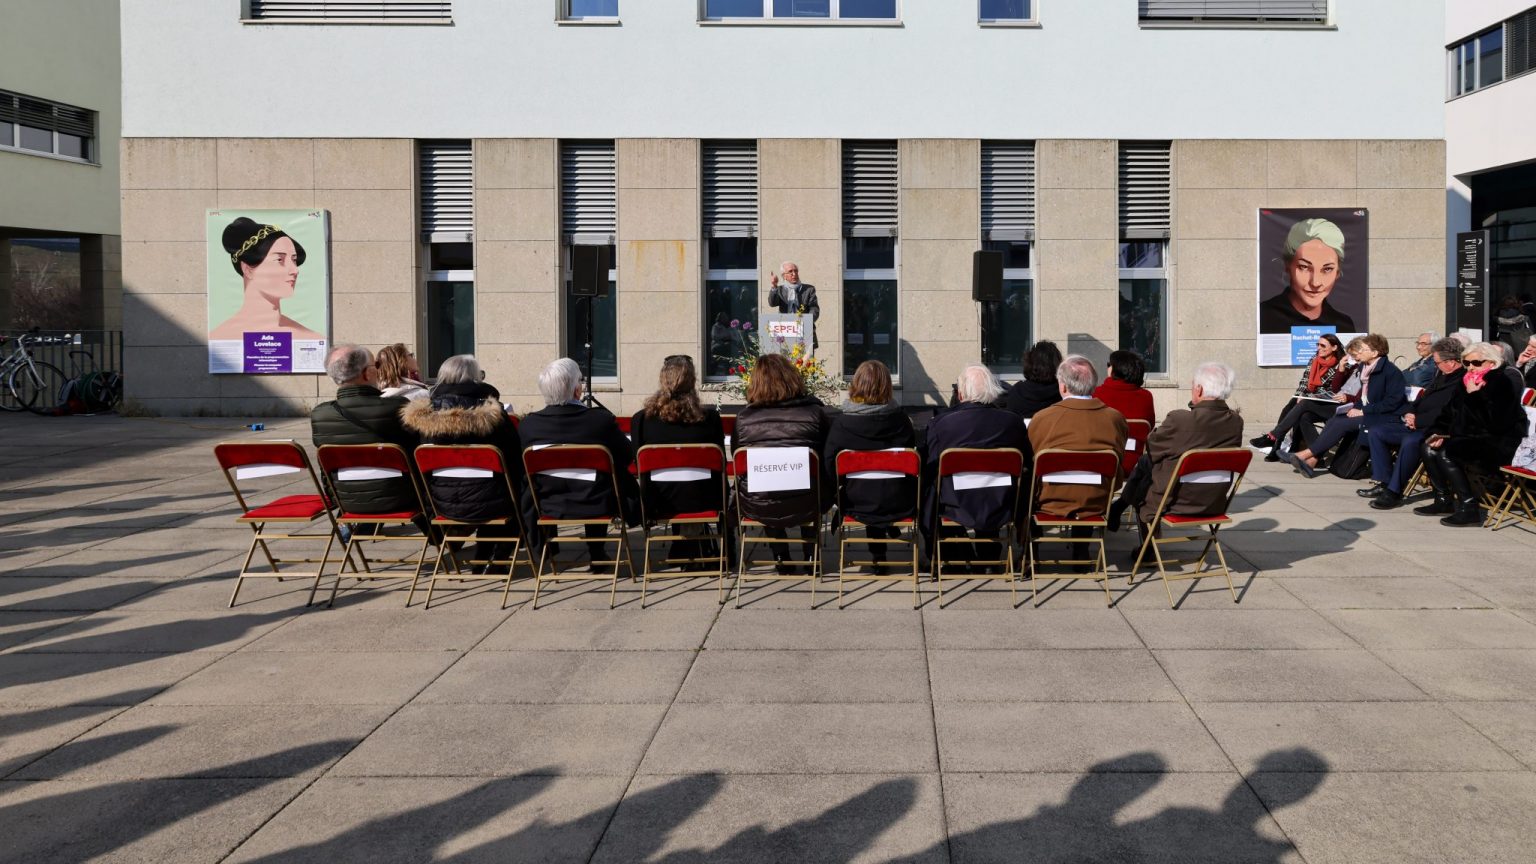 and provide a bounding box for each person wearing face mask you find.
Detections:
[1417,342,1529,526]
